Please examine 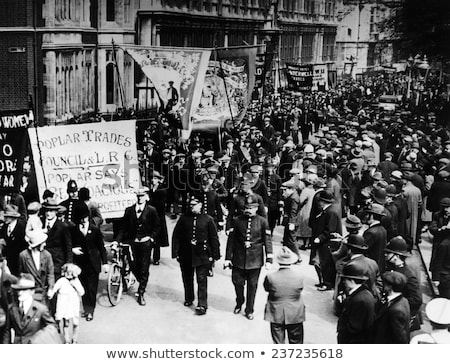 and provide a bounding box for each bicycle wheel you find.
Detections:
[107,263,123,306]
